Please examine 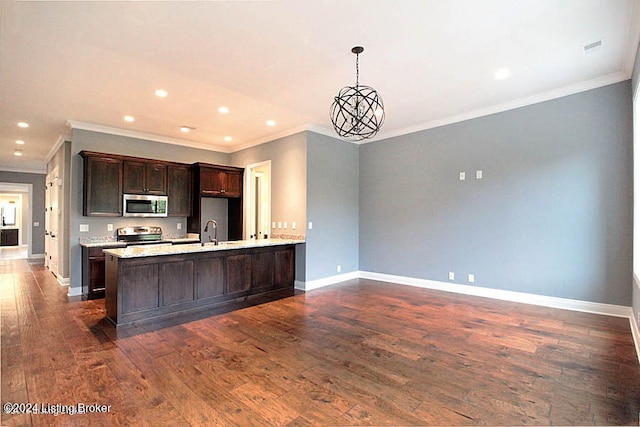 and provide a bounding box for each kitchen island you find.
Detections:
[103,239,302,328]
